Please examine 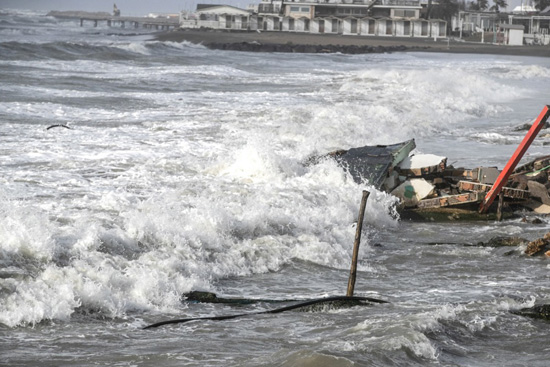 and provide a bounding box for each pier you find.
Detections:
[47,11,179,30]
[79,15,179,30]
